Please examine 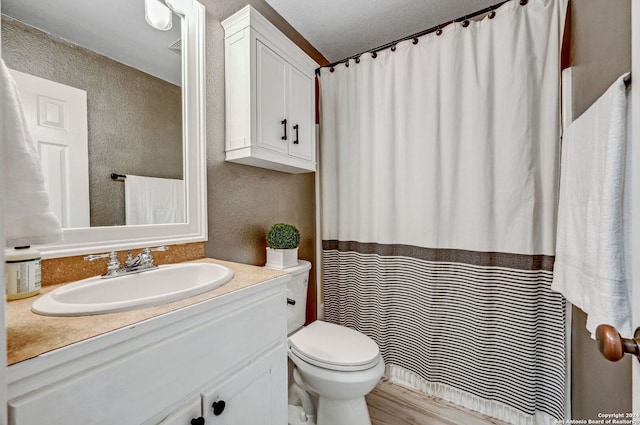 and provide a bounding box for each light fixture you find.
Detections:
[145,0,173,31]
